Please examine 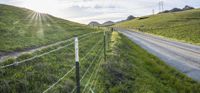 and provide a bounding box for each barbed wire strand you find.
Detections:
[1,32,101,69]
[70,46,104,93]
[42,66,75,93]
[82,54,103,93]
